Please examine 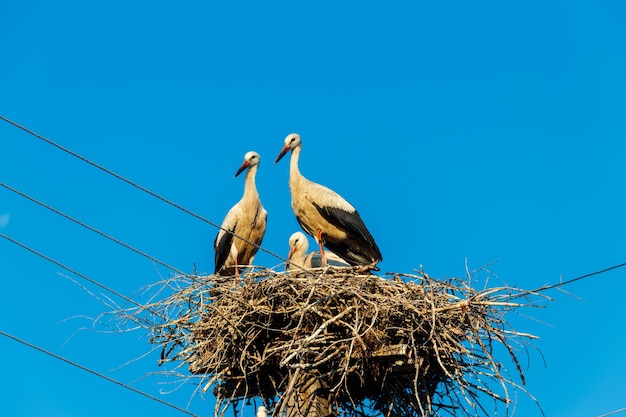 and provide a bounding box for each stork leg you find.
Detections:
[245,256,255,275]
[234,257,240,277]
[230,245,240,277]
[316,229,327,267]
